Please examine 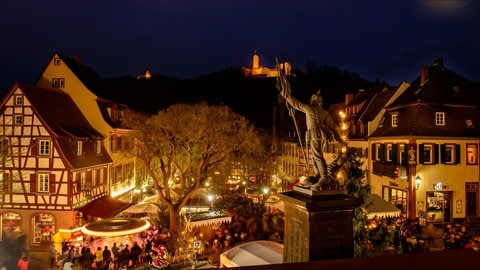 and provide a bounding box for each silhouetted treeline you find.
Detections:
[99,64,383,130]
